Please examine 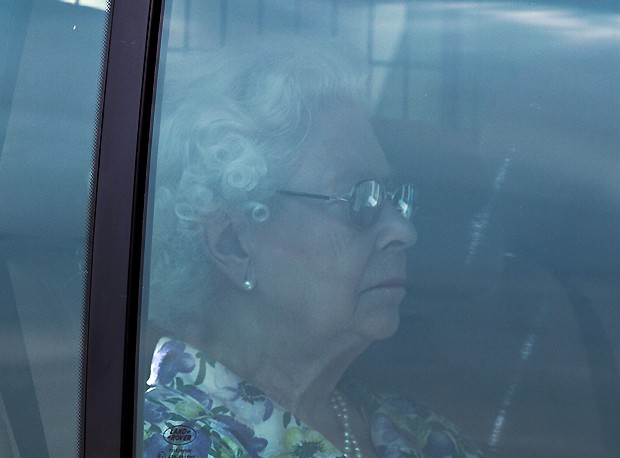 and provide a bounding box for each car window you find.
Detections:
[0,0,110,456]
[138,1,619,457]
